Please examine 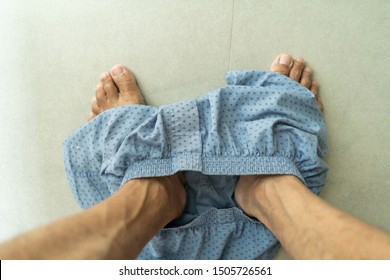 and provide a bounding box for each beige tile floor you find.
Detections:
[0,0,389,259]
